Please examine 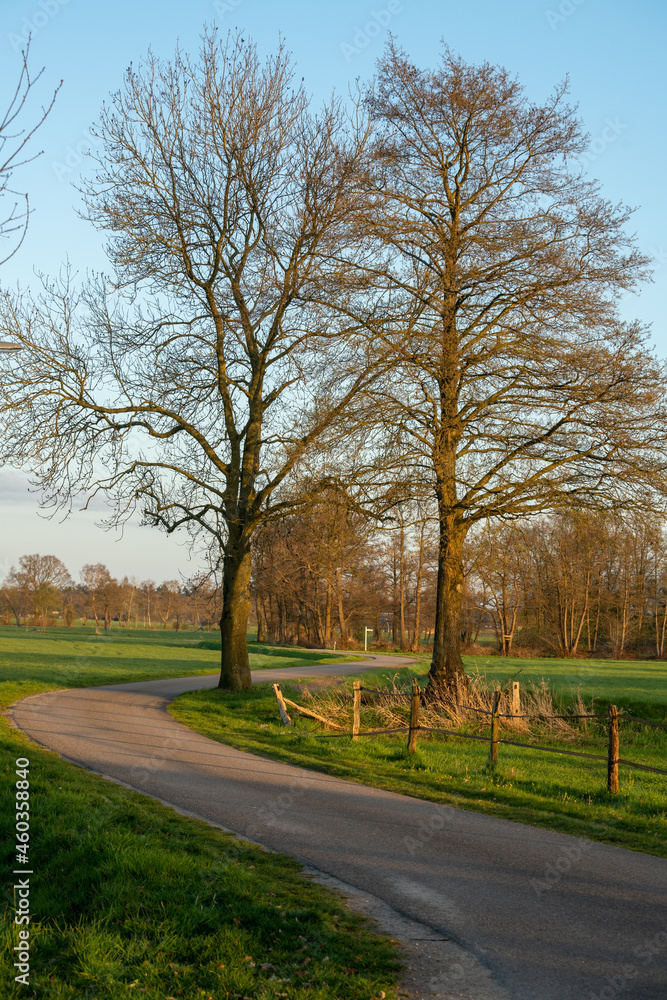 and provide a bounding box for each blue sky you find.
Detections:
[0,0,665,583]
